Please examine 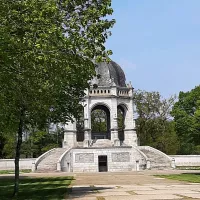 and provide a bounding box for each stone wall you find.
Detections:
[0,158,36,170]
[62,147,144,172]
[170,155,200,167]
